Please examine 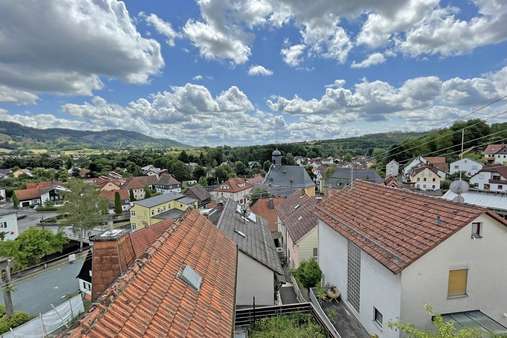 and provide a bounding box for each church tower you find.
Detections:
[272,149,282,166]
